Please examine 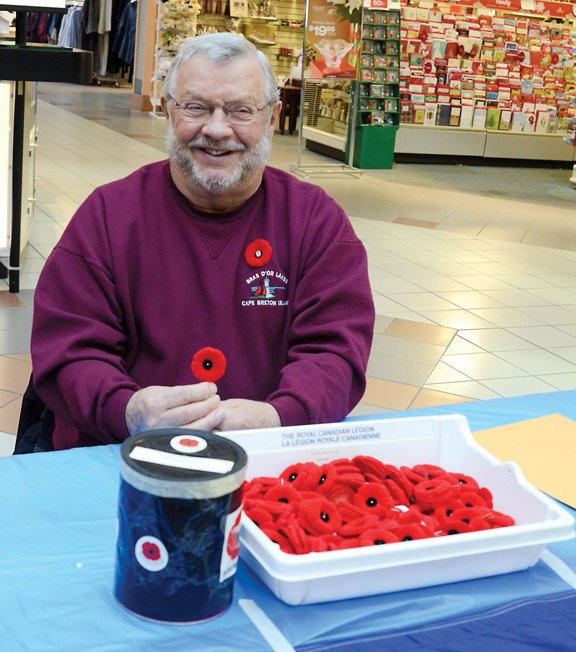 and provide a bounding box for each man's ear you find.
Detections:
[160,96,170,121]
[268,100,282,138]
